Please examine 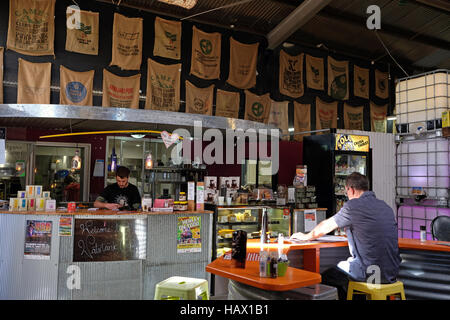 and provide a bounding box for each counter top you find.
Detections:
[0,209,214,216]
[206,256,321,291]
